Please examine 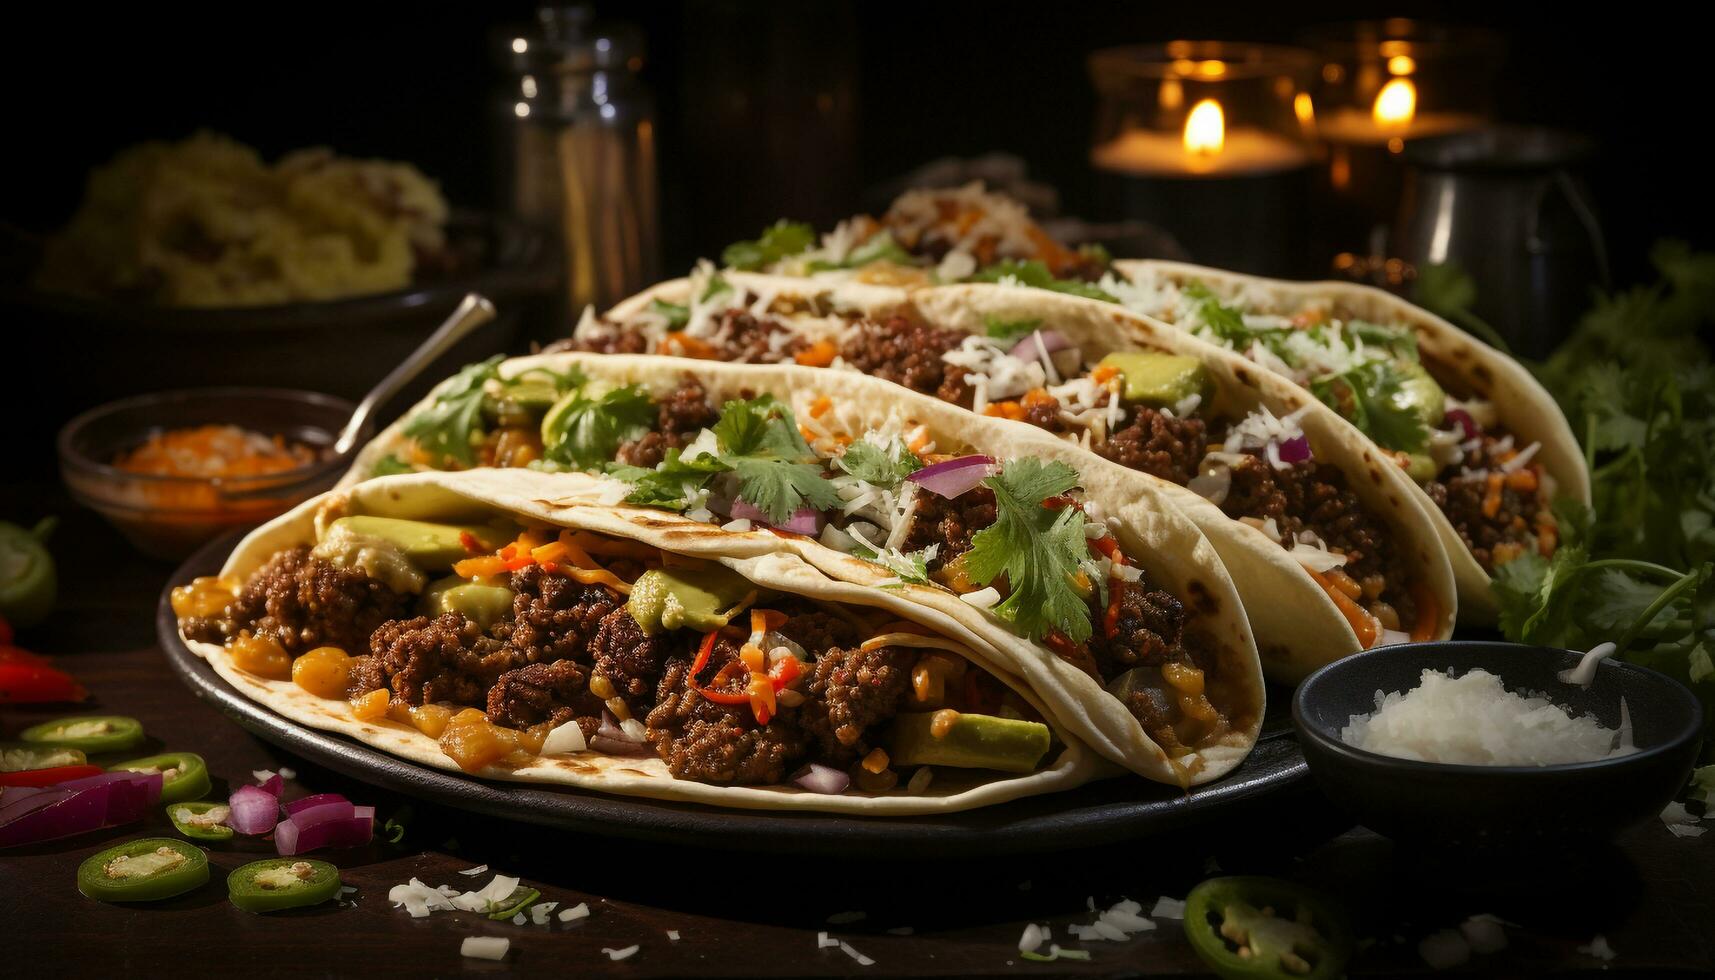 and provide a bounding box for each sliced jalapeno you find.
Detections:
[487,885,542,920]
[1184,876,1352,980]
[228,858,342,913]
[77,837,209,903]
[167,800,234,841]
[21,715,144,754]
[109,752,210,804]
[1,742,86,772]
